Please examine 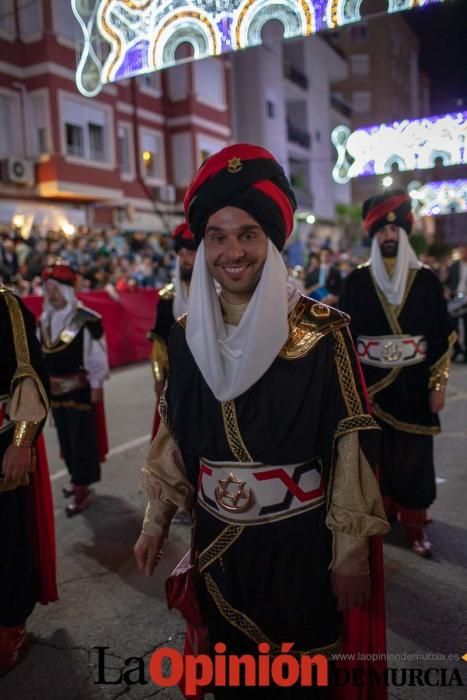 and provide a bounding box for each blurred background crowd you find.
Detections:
[1,224,464,306]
